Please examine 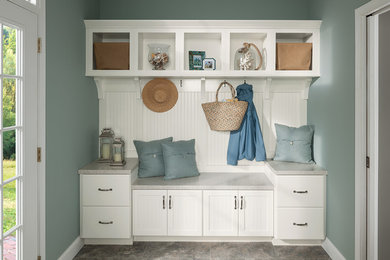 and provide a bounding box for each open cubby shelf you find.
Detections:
[85,20,321,78]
